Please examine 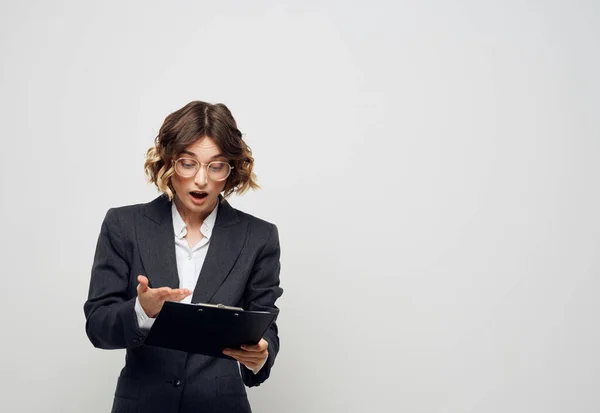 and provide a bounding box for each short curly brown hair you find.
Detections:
[144,101,259,200]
